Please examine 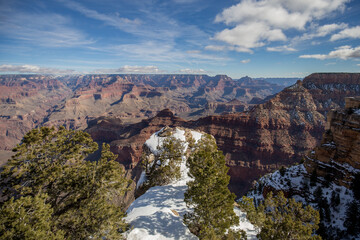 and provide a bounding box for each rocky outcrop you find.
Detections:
[2,73,359,196]
[0,75,71,150]
[0,74,283,152]
[247,98,360,239]
[86,73,360,196]
[304,96,360,188]
[204,99,246,114]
